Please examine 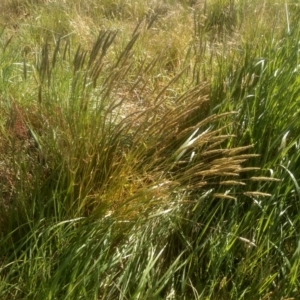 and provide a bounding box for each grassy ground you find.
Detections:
[1,0,300,299]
